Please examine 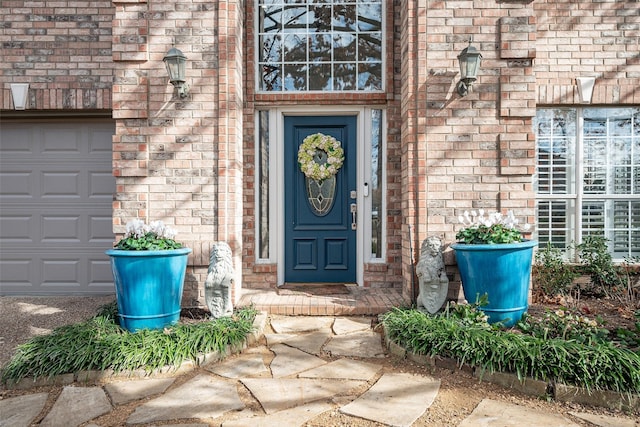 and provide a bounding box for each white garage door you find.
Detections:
[0,120,116,295]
